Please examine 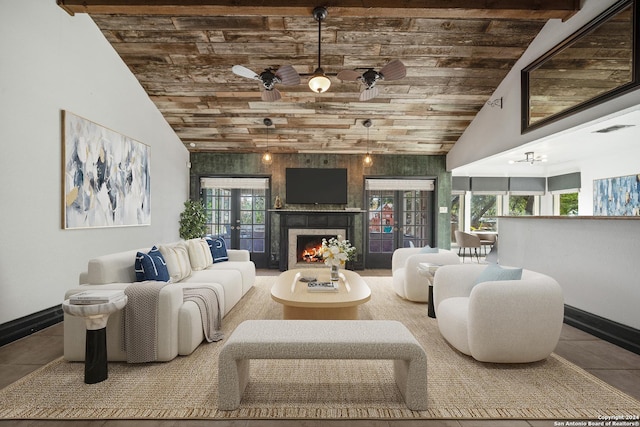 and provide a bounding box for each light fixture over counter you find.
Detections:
[363,118,373,167]
[261,118,273,165]
[308,6,331,94]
